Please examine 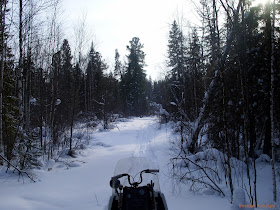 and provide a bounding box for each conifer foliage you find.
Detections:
[121,37,148,116]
